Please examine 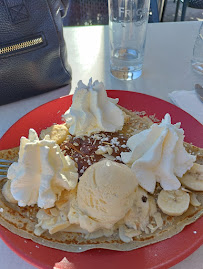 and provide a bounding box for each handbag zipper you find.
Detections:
[0,36,44,55]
